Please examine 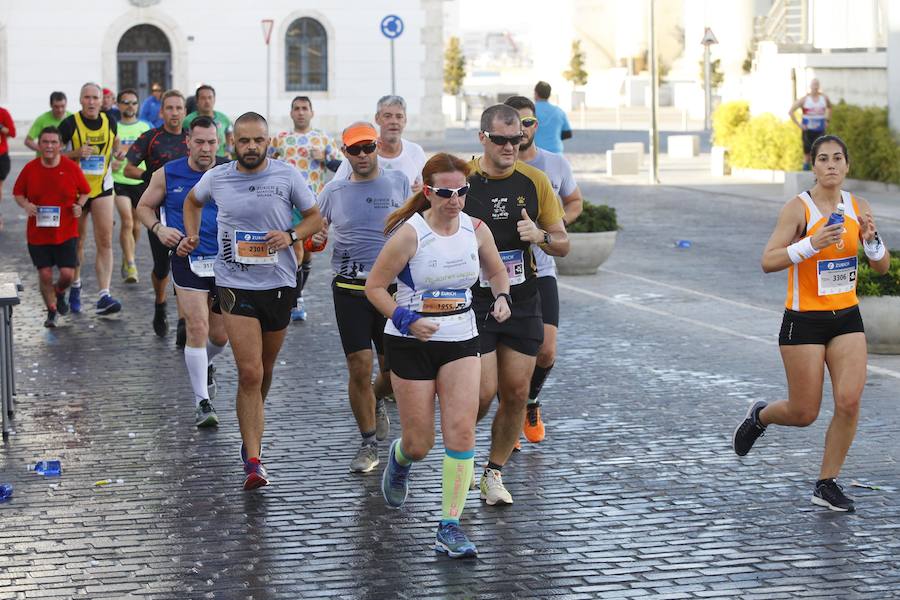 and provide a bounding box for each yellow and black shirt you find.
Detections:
[464,158,564,301]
